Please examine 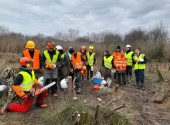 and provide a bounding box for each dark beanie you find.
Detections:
[69,48,75,54]
[116,45,121,49]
